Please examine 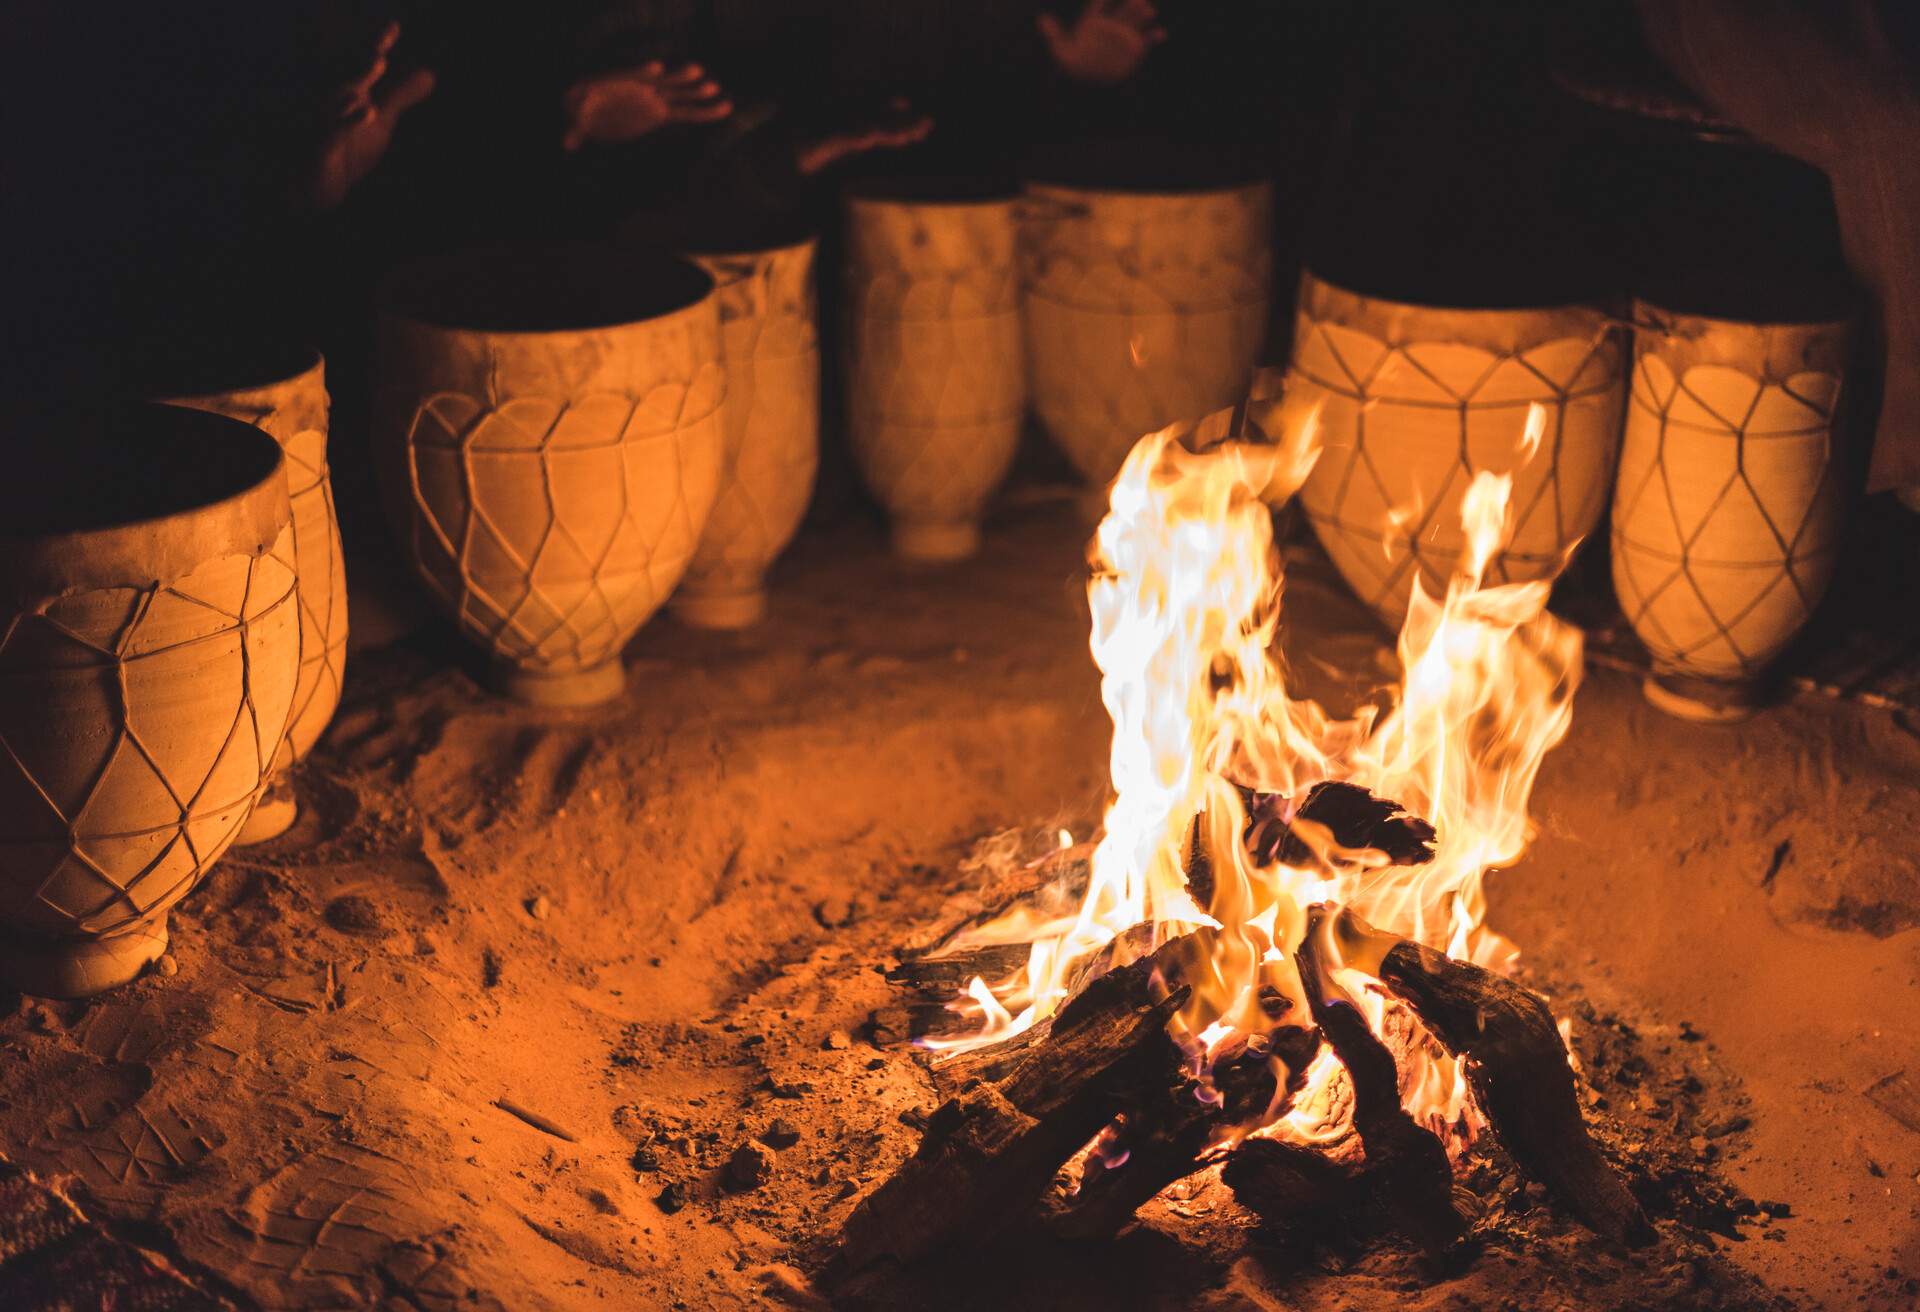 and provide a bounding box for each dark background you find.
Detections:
[0,0,1883,486]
